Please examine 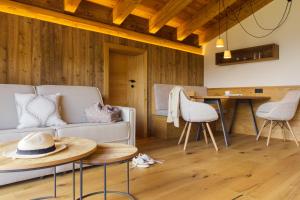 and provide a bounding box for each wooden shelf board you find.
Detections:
[217,57,279,66]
